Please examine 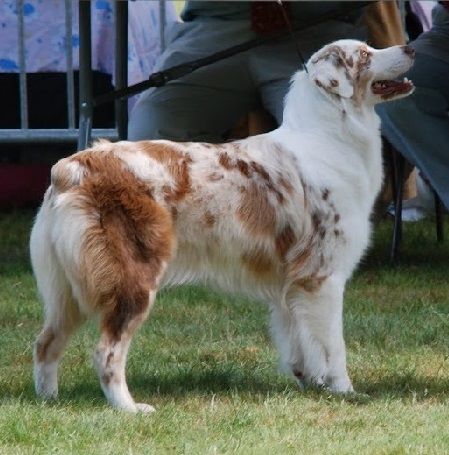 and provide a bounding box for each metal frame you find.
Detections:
[114,1,128,142]
[77,0,94,150]
[0,0,139,147]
